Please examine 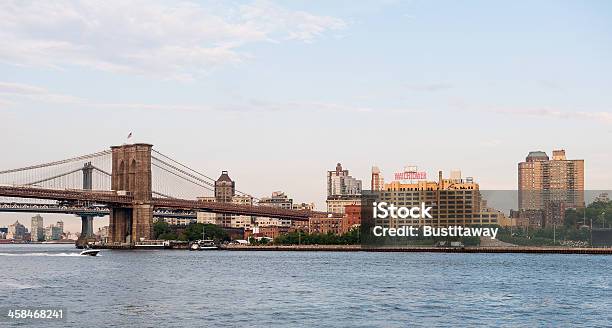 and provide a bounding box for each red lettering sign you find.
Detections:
[394,171,427,181]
